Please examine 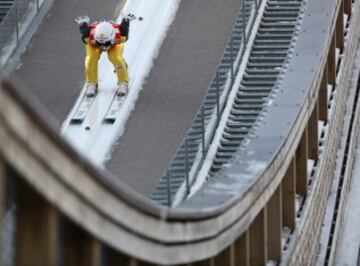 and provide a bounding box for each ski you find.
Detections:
[70,95,96,124]
[103,94,126,123]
